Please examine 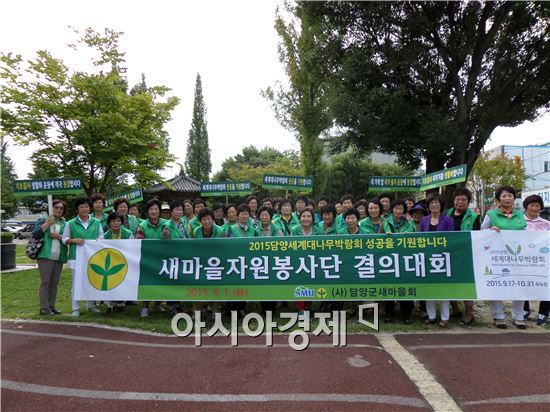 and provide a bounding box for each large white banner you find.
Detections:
[74,239,142,300]
[472,230,550,300]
